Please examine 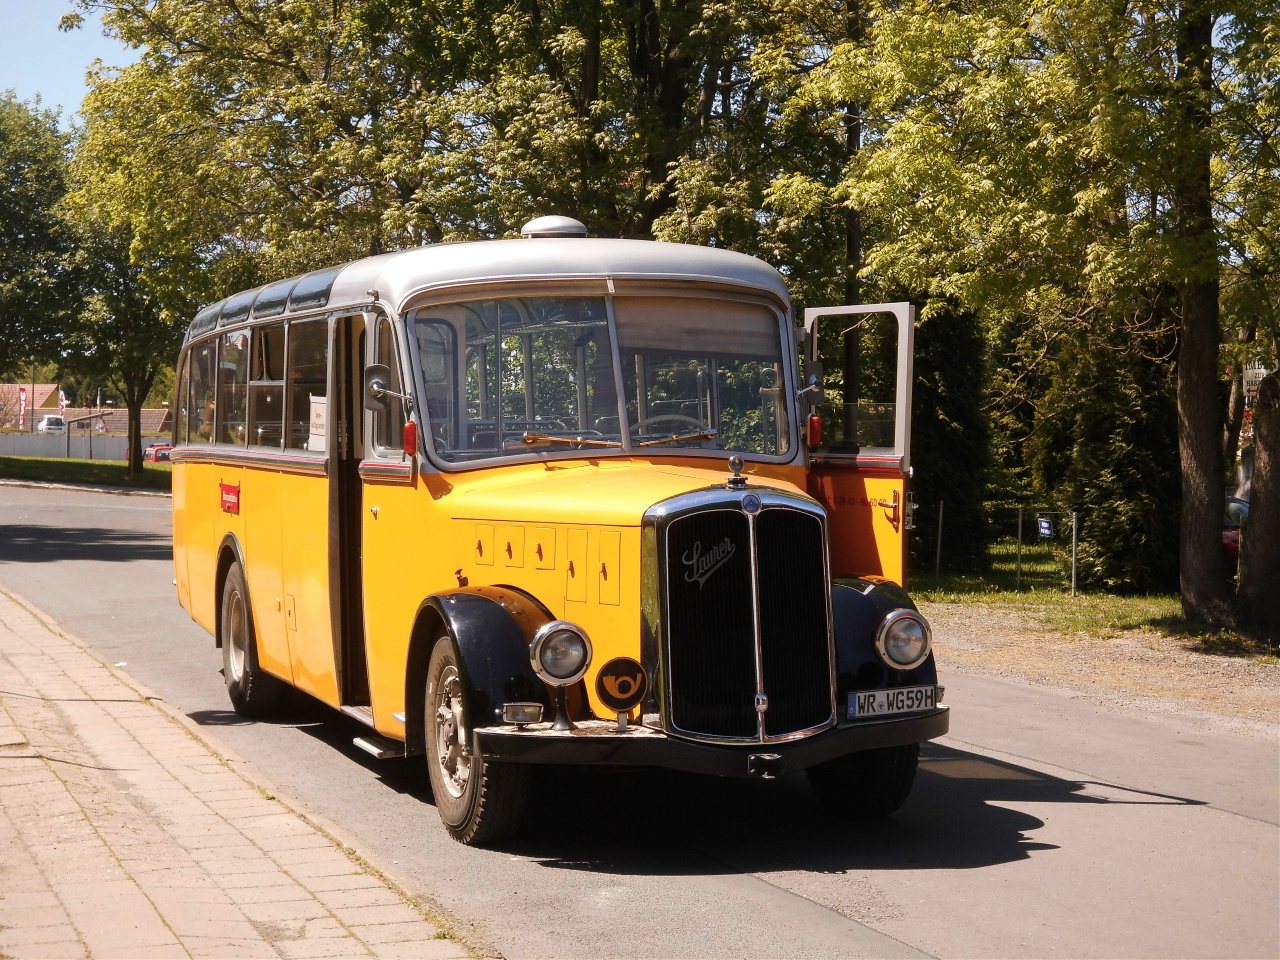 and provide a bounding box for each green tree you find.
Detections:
[908,298,992,576]
[61,217,185,473]
[787,0,1277,617]
[0,93,76,378]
